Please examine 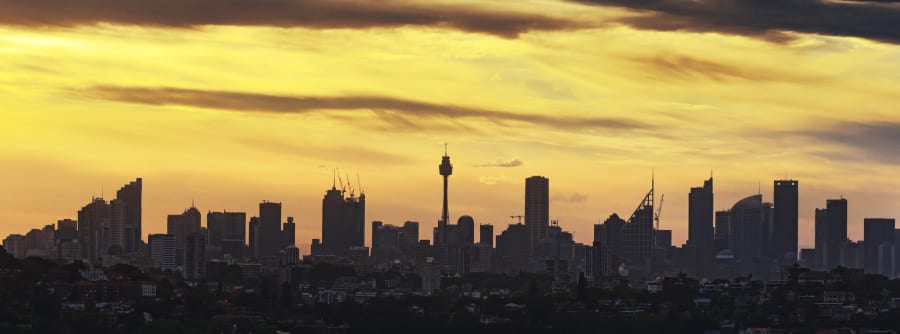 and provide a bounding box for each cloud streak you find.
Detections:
[475,158,523,168]
[0,0,588,38]
[796,121,900,165]
[80,85,650,132]
[572,0,900,44]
